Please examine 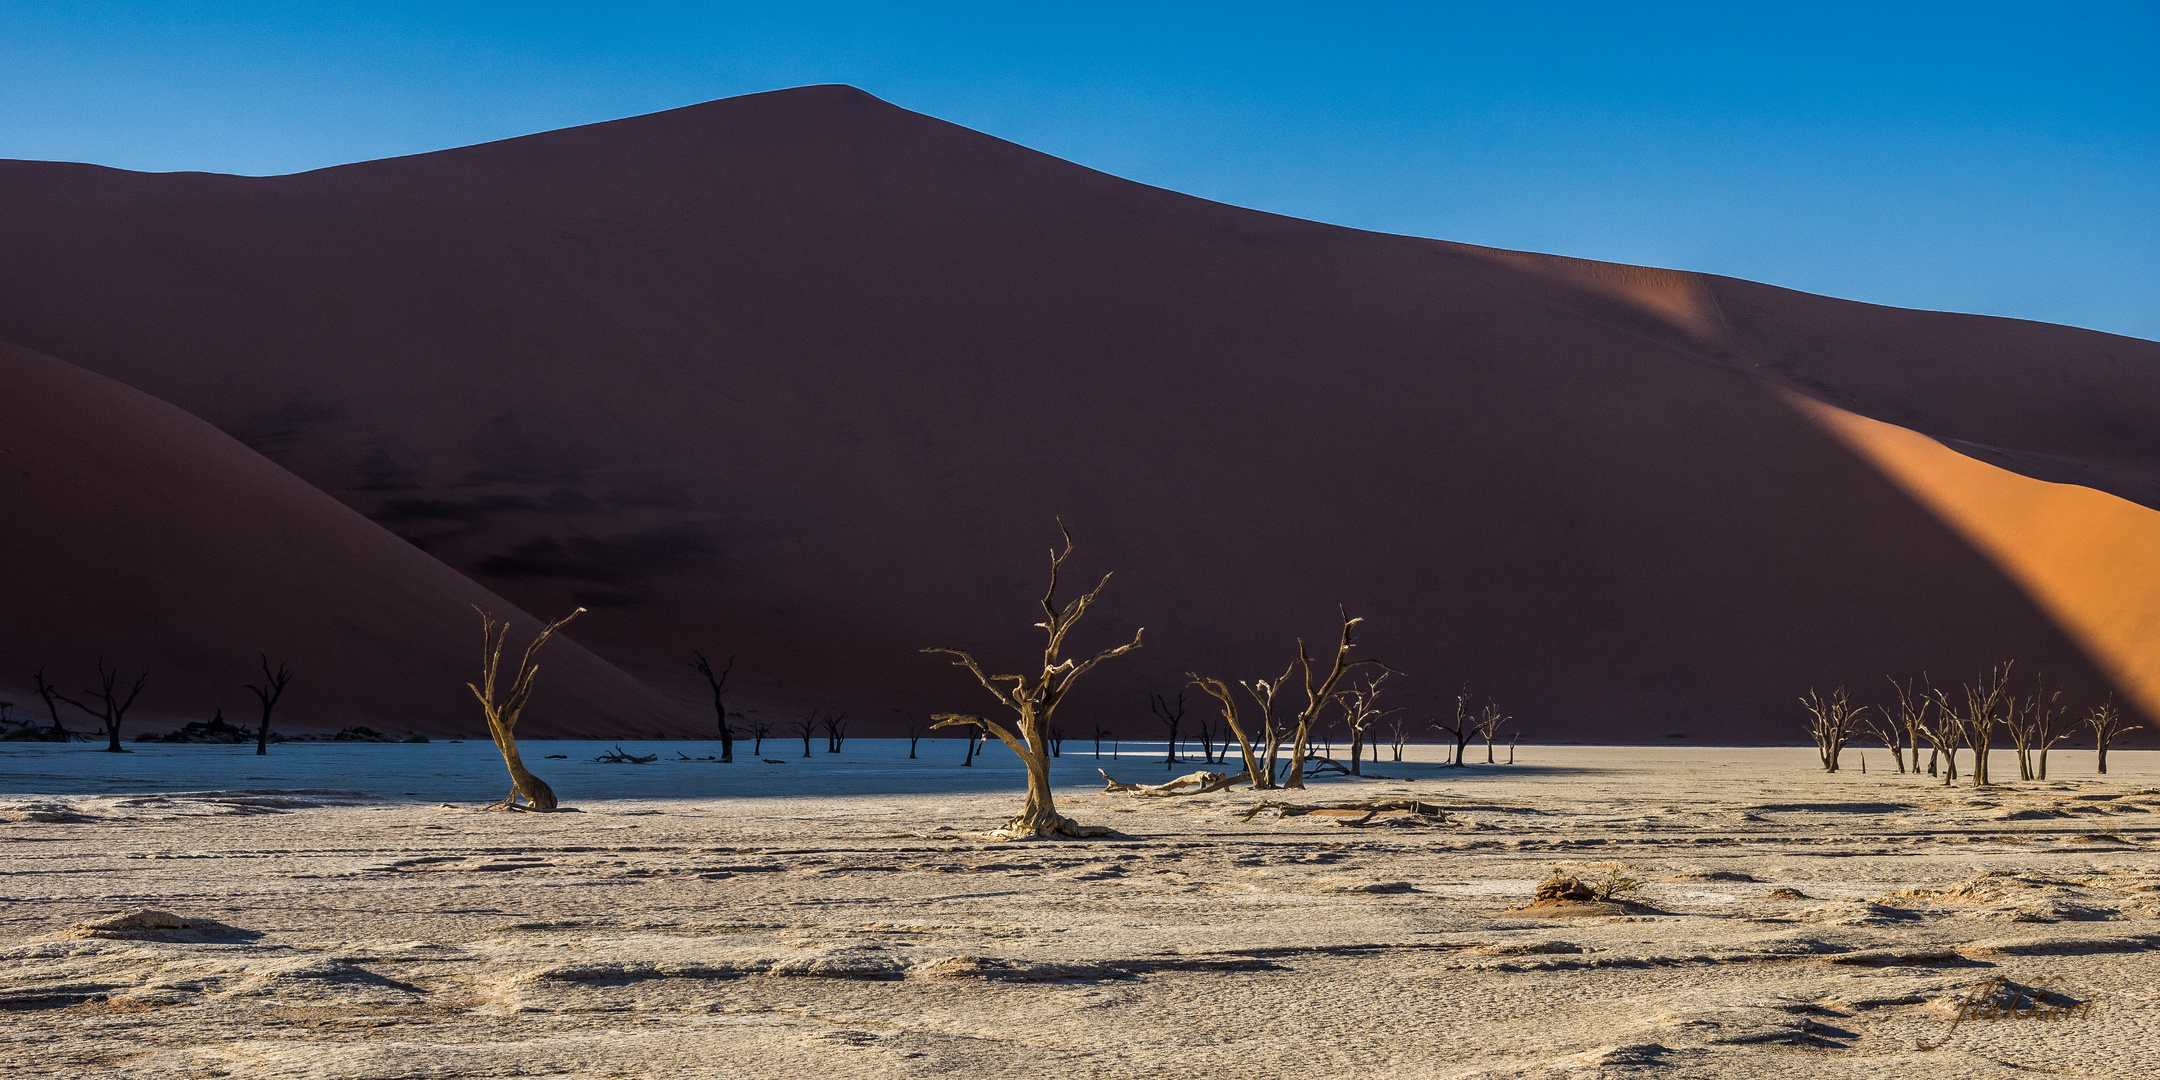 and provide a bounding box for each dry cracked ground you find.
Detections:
[2,744,2157,1078]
